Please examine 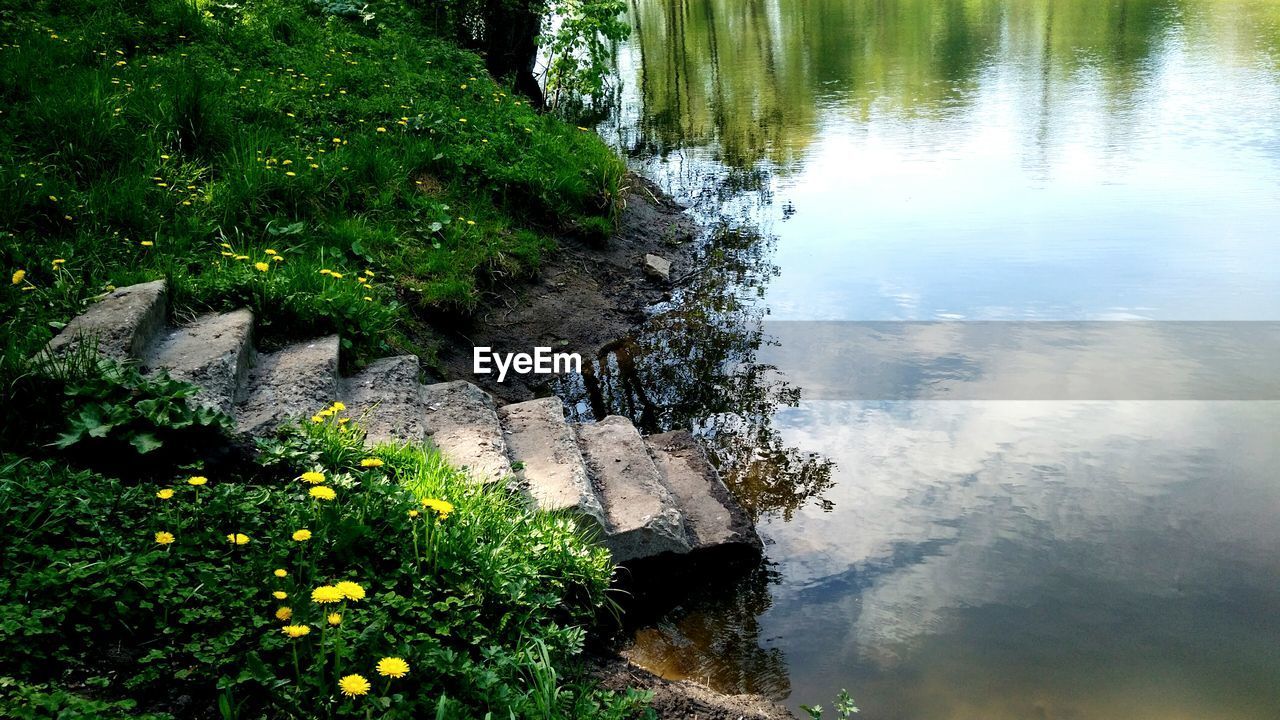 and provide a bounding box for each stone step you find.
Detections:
[421,381,512,483]
[143,309,254,416]
[499,397,606,531]
[576,416,690,562]
[341,355,426,445]
[45,279,167,362]
[646,430,761,555]
[237,335,340,436]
